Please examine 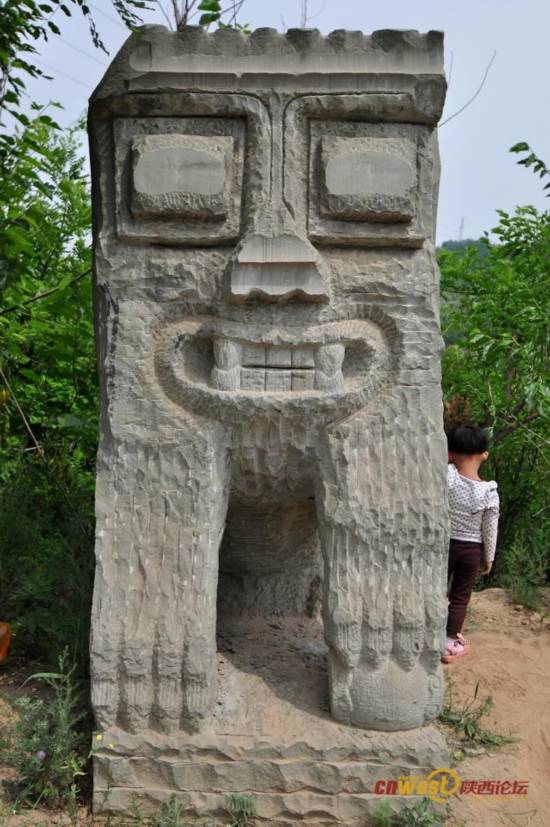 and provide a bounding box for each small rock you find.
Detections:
[463,745,485,756]
[302,641,328,658]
